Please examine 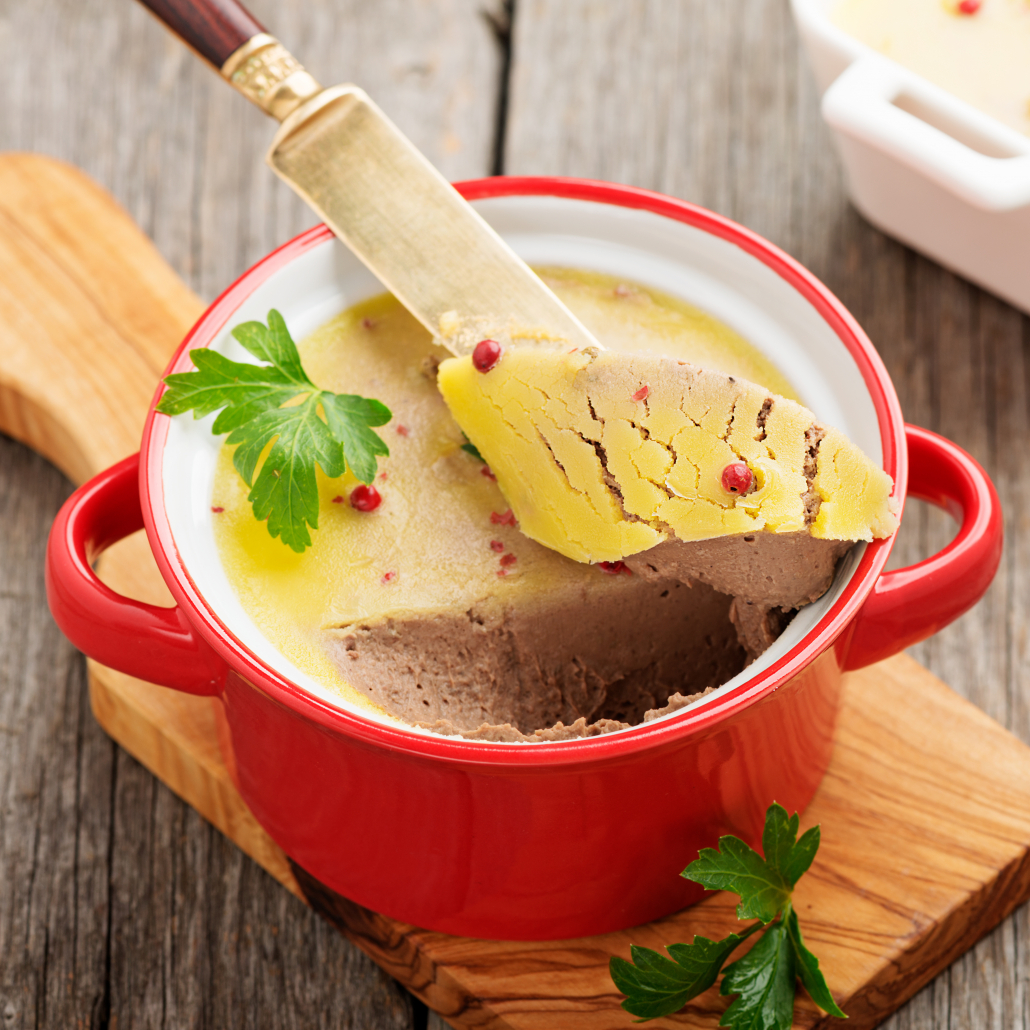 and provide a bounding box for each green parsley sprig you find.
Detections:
[157,310,391,553]
[610,802,846,1025]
